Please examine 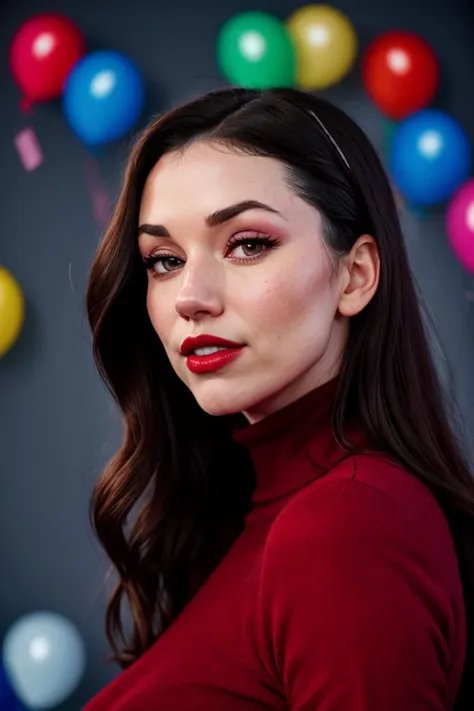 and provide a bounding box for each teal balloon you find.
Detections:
[2,612,86,709]
[217,11,296,89]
